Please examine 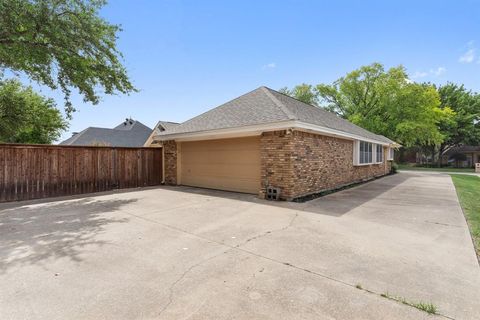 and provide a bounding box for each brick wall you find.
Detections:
[163,140,177,185]
[259,130,296,199]
[260,130,391,200]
